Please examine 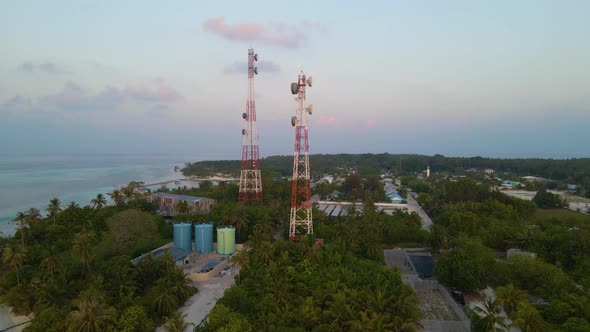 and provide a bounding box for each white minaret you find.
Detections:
[426,165,430,178]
